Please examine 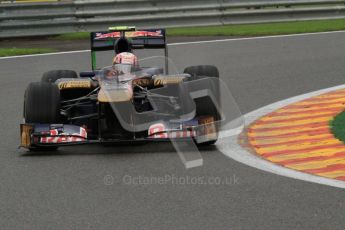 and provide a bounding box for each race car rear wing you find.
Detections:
[90,27,168,71]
